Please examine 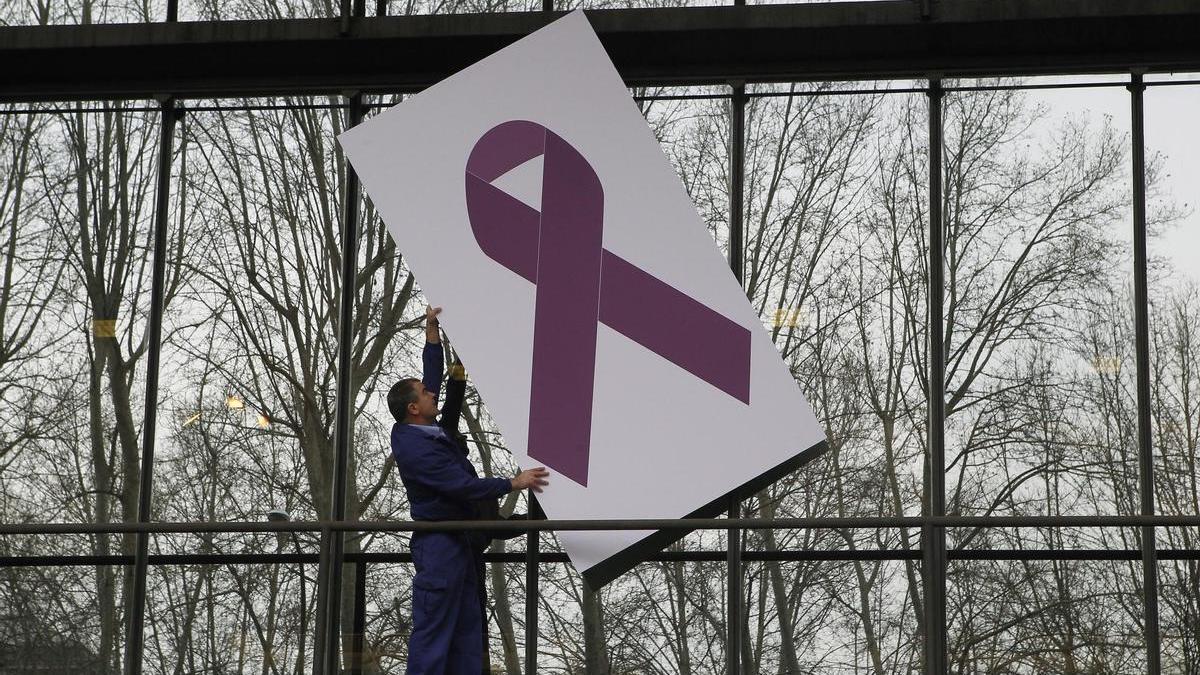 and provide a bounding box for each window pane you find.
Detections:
[636,87,731,259]
[1159,547,1200,672]
[948,559,1146,672]
[1144,81,1200,519]
[157,99,341,533]
[142,561,318,673]
[743,83,929,519]
[0,559,126,672]
[1,103,159,532]
[745,559,922,672]
[942,78,1138,520]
